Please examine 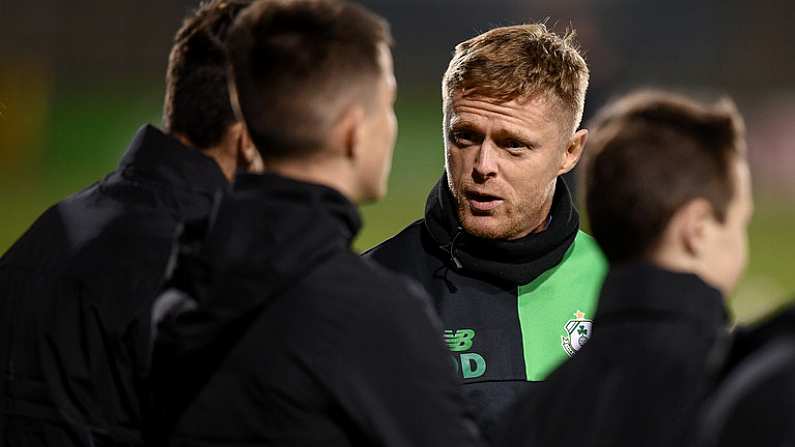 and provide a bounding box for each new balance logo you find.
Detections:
[444,328,486,379]
[444,329,475,352]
